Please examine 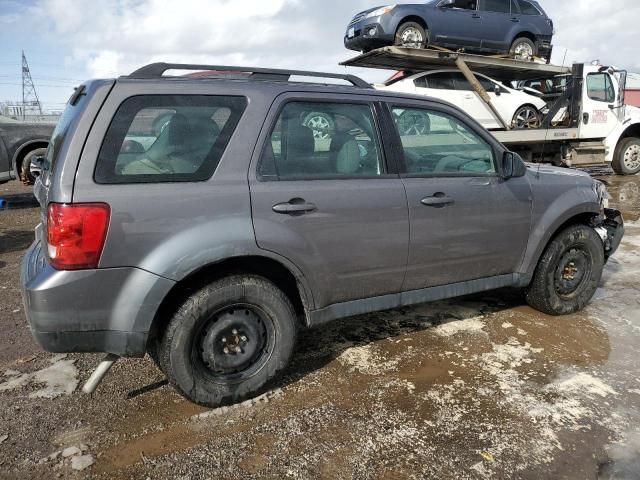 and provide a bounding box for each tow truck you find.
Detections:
[342,47,640,175]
